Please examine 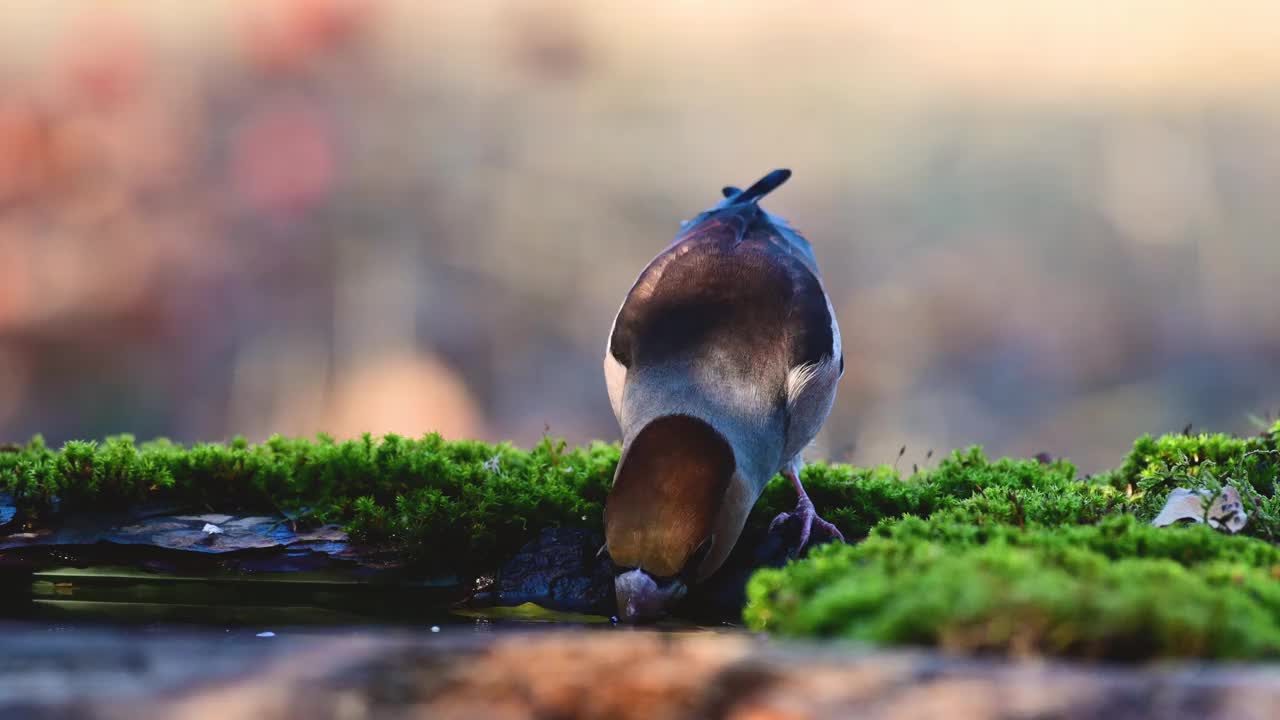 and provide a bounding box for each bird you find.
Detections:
[602,168,845,623]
